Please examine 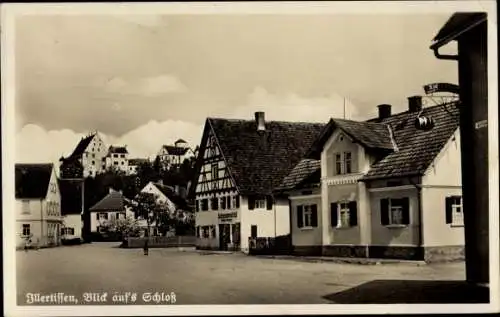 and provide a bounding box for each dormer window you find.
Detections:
[334,152,352,175]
